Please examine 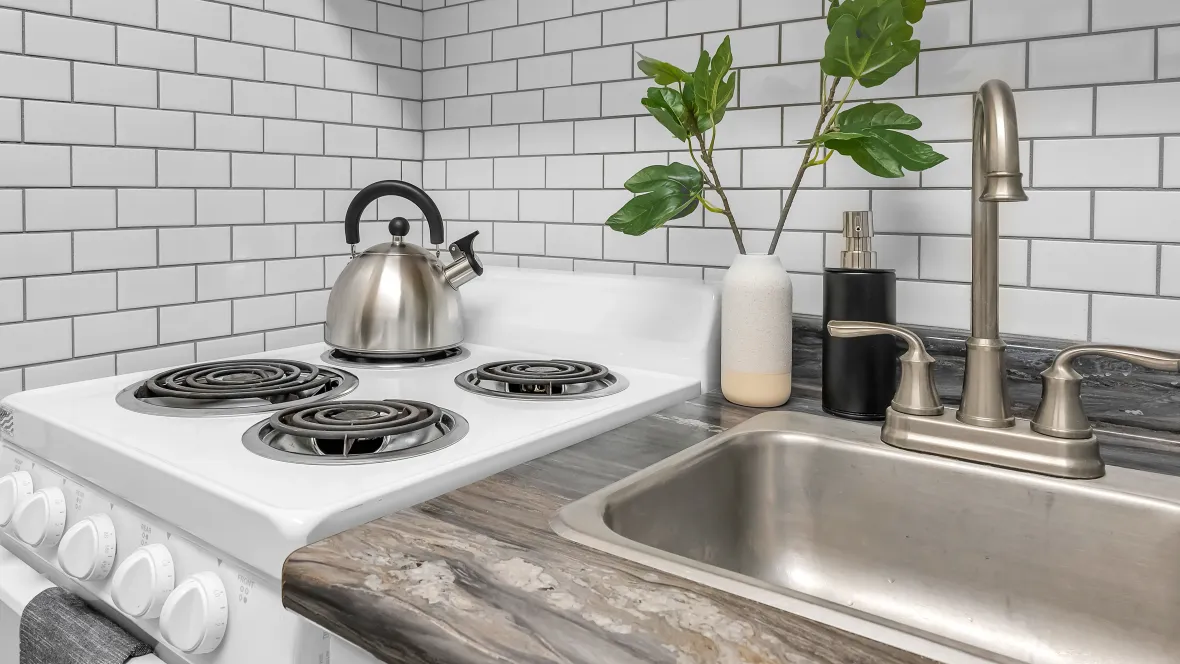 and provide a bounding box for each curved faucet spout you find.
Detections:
[960,79,1026,429]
